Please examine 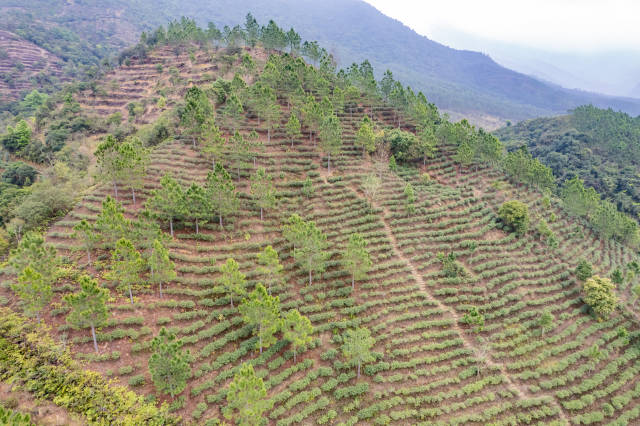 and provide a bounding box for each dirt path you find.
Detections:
[377,206,570,424]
